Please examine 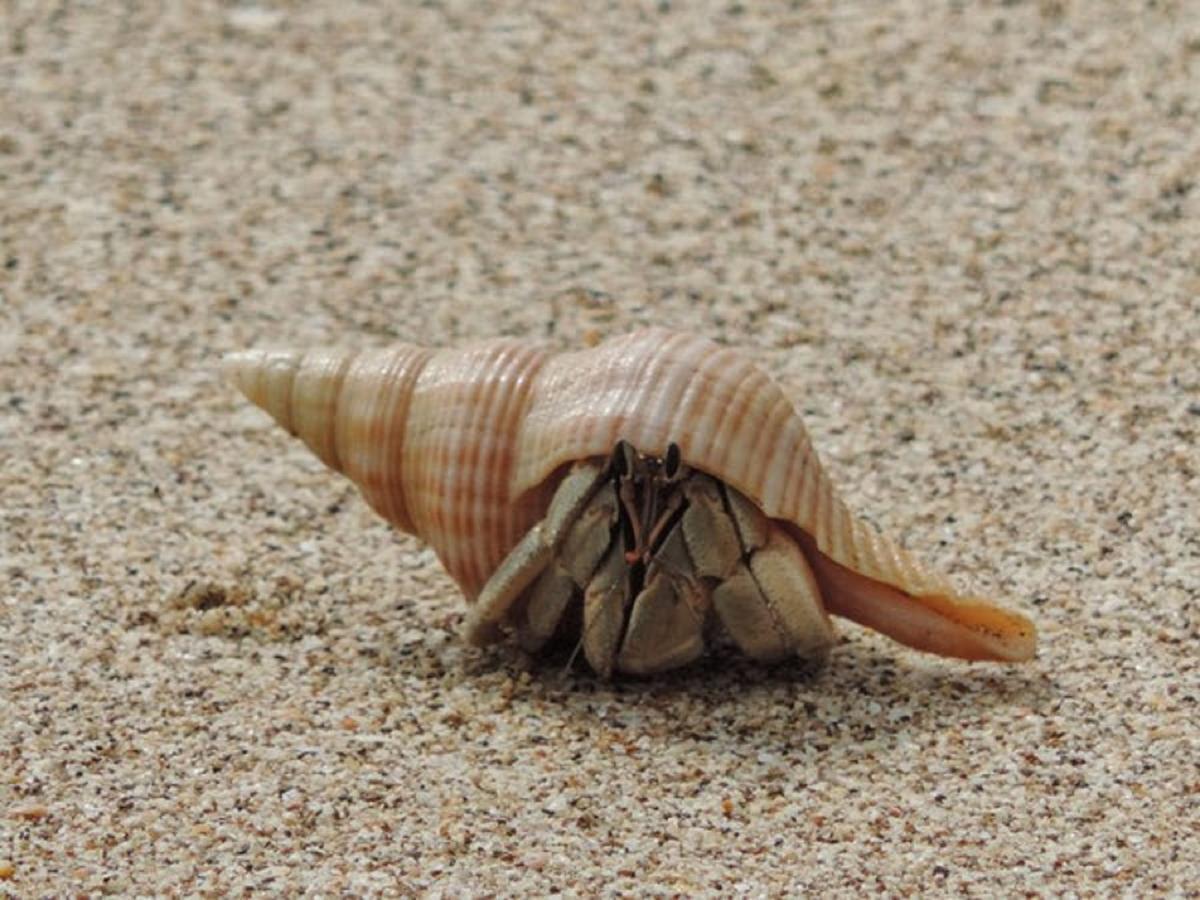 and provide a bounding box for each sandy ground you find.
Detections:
[2,1,1198,895]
